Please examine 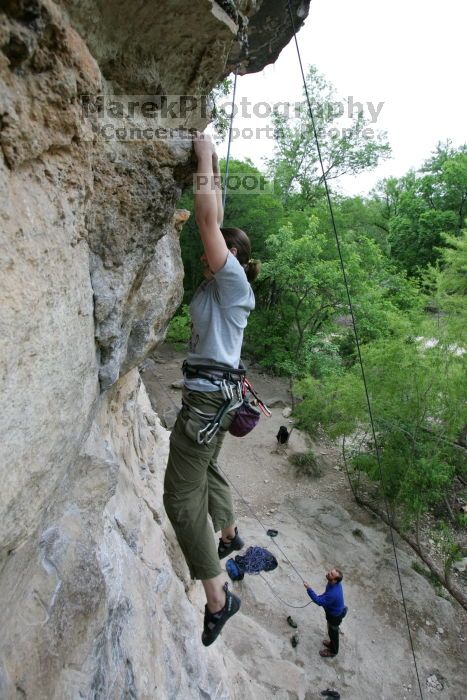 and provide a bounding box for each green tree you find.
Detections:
[210,78,233,139]
[294,223,467,521]
[247,216,418,375]
[426,231,467,340]
[268,65,391,207]
[372,143,467,275]
[256,217,345,371]
[295,335,466,516]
